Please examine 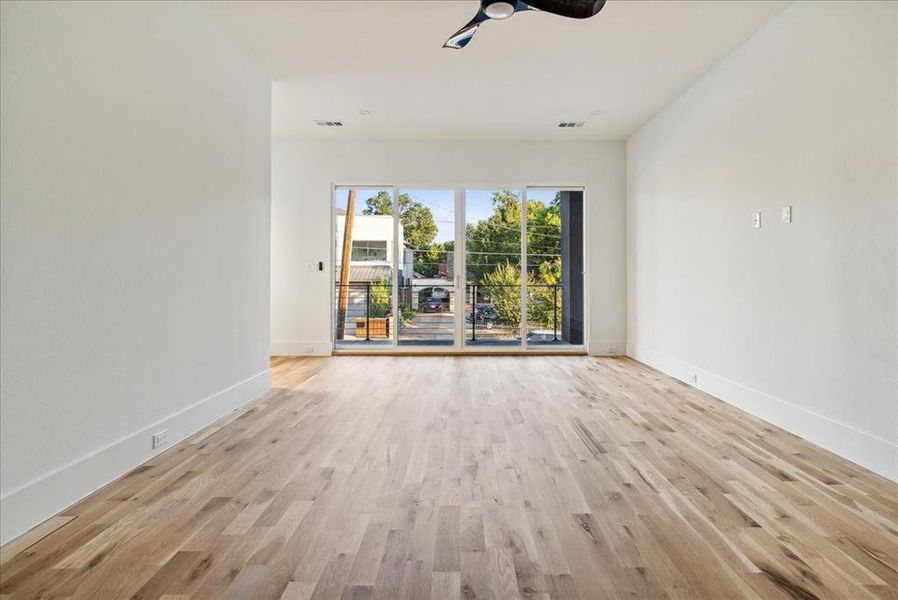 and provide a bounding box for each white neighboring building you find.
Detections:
[335,211,413,283]
[334,211,456,331]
